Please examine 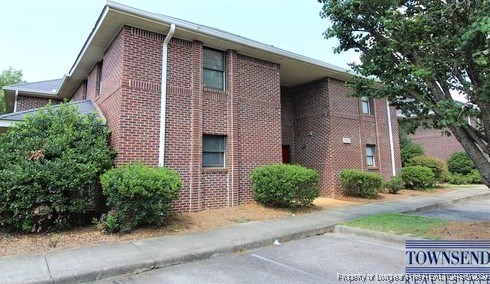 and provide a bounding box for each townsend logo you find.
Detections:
[405,240,490,275]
